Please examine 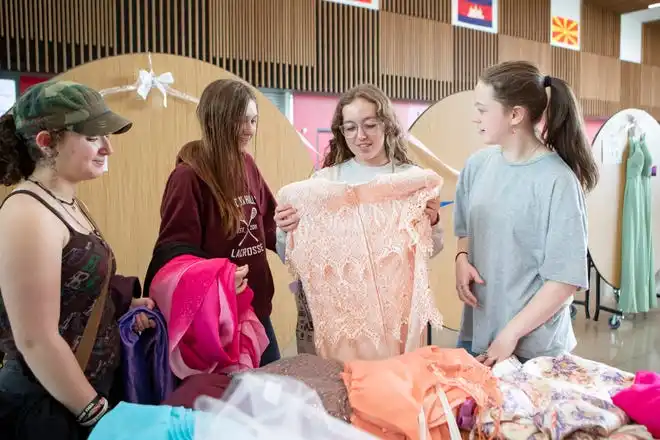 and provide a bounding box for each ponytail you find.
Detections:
[0,112,39,186]
[542,77,599,192]
[480,61,599,193]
